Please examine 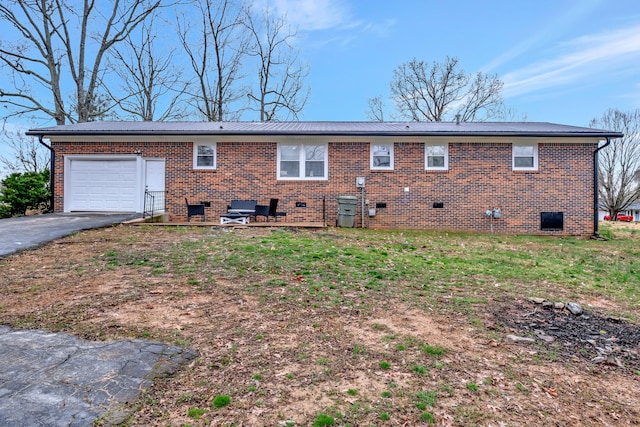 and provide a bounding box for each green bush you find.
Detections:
[0,202,10,218]
[0,170,50,217]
